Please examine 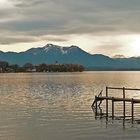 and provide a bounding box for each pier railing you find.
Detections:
[92,86,140,123]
